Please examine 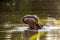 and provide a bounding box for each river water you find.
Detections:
[0,24,60,40]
